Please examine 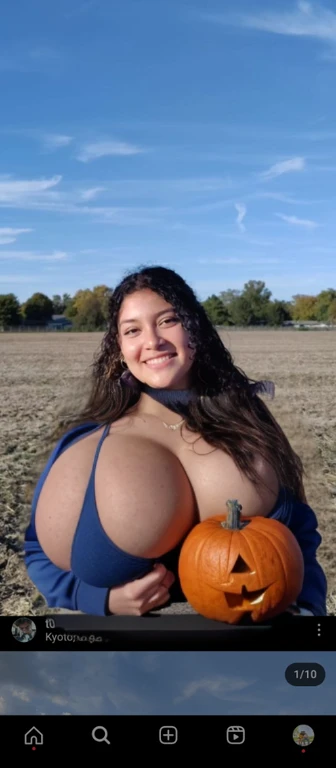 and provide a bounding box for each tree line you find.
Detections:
[0,281,336,331]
